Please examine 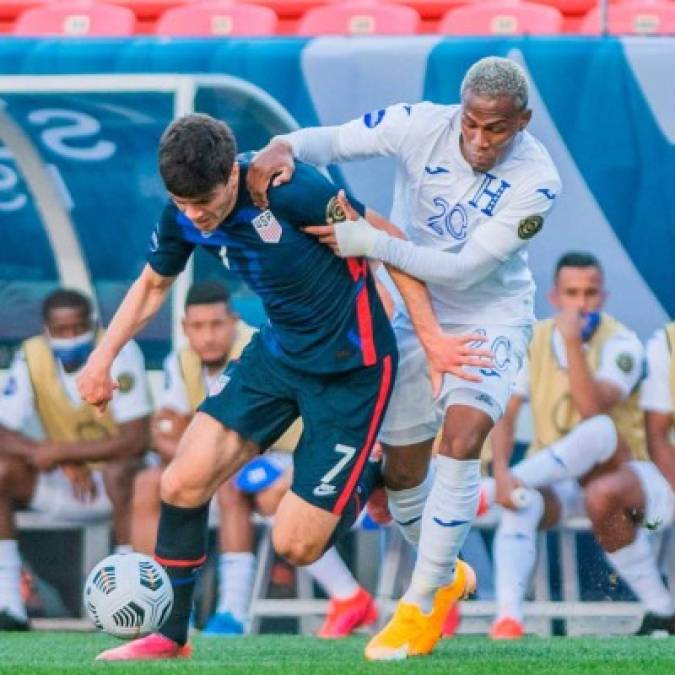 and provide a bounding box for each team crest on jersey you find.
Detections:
[252,210,282,243]
[518,215,544,240]
[325,196,347,224]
